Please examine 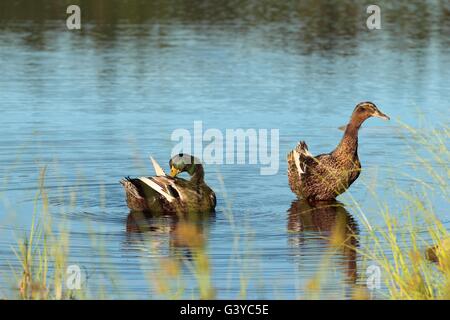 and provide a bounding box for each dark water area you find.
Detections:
[0,1,449,299]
